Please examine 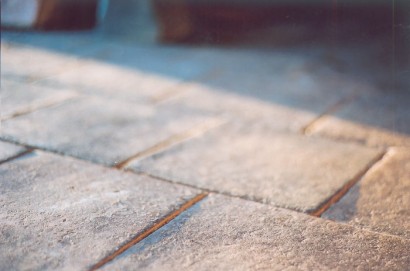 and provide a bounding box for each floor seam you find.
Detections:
[301,93,357,135]
[0,148,34,165]
[114,118,225,169]
[309,149,388,217]
[88,192,208,271]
